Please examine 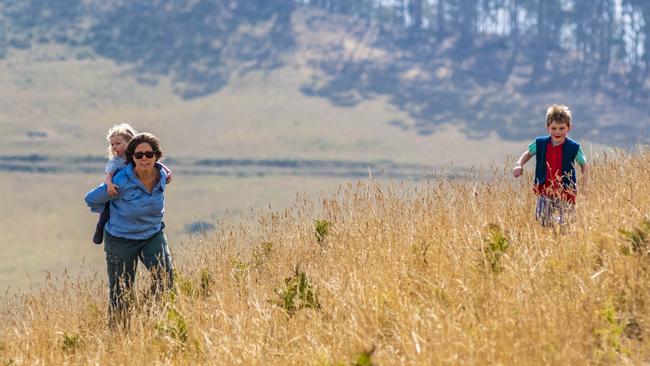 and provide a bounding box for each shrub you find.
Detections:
[61,331,80,353]
[594,301,629,361]
[354,346,376,366]
[252,242,273,268]
[198,269,213,298]
[230,257,250,285]
[483,224,510,274]
[184,221,216,236]
[272,264,321,316]
[619,219,650,256]
[174,272,195,297]
[174,269,213,298]
[314,219,332,244]
[156,307,189,344]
